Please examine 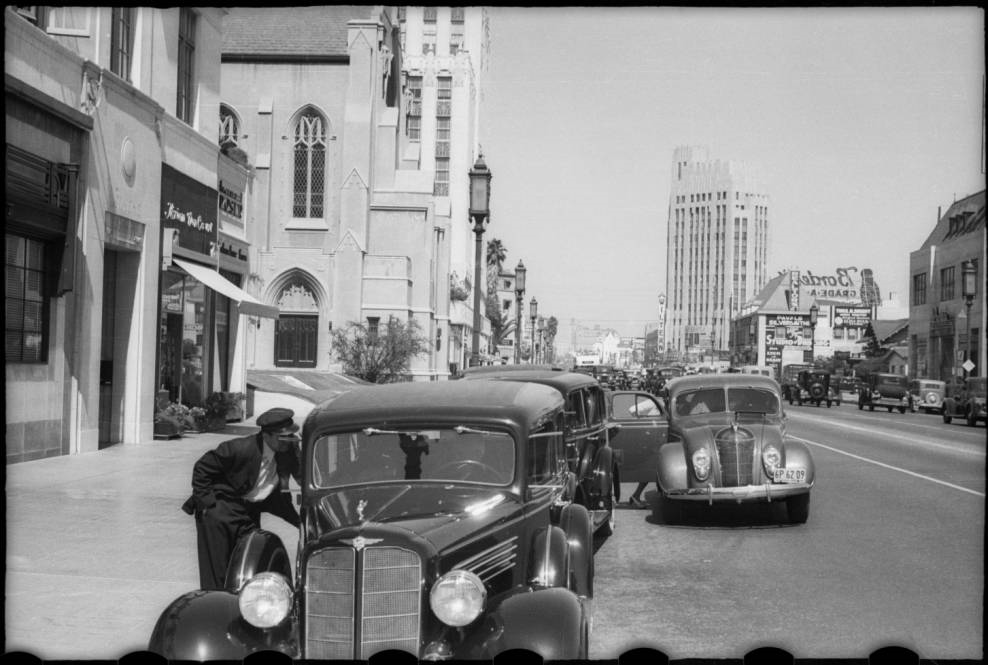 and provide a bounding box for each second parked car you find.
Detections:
[858,372,913,413]
[909,378,946,415]
[943,376,987,427]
